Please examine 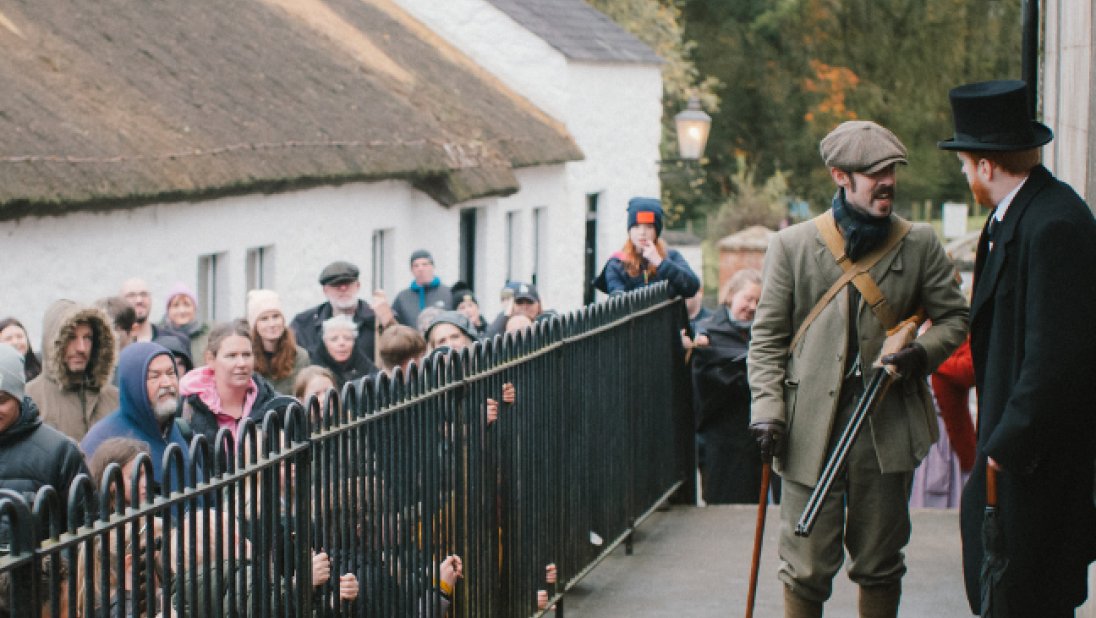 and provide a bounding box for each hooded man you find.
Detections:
[81,342,193,491]
[392,250,452,328]
[747,120,968,617]
[0,342,89,536]
[27,300,119,442]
